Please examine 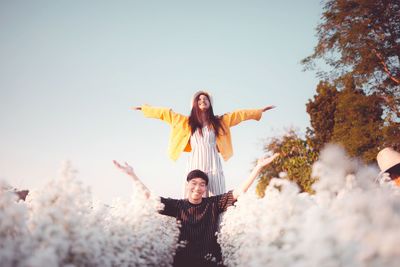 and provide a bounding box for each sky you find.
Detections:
[0,0,323,204]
